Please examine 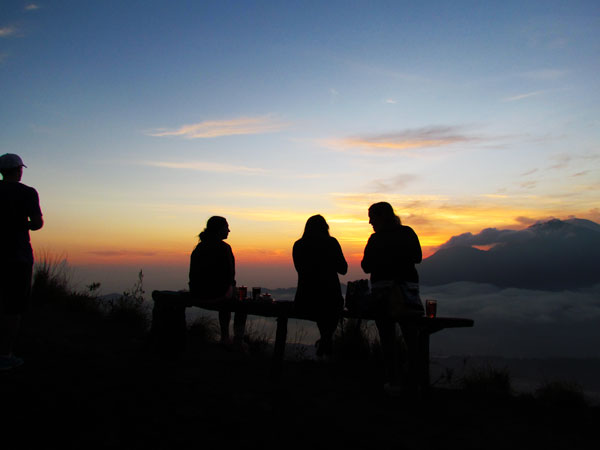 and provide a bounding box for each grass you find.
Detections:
[25,254,597,411]
[32,255,151,336]
[460,364,513,396]
[535,380,588,408]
